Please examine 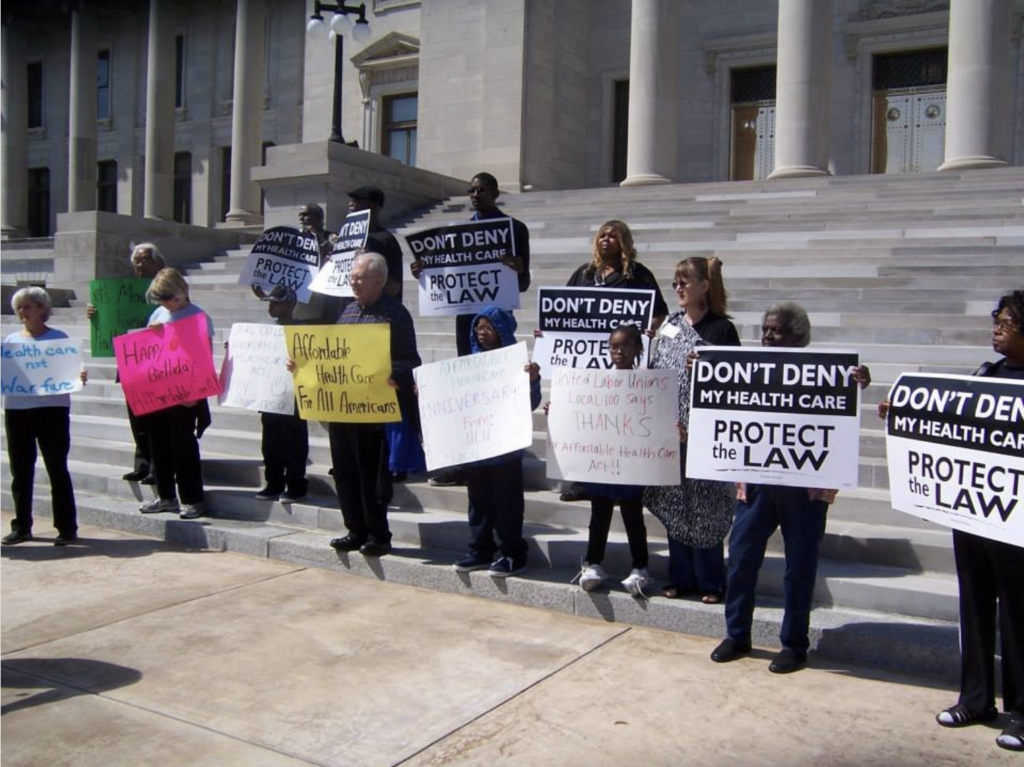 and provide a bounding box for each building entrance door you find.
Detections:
[870,49,947,174]
[729,66,776,181]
